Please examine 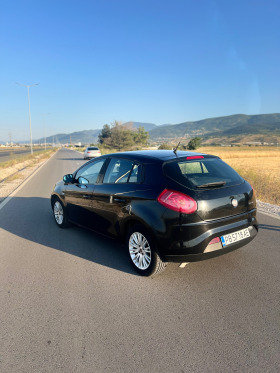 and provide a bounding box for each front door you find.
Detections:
[64,158,107,229]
